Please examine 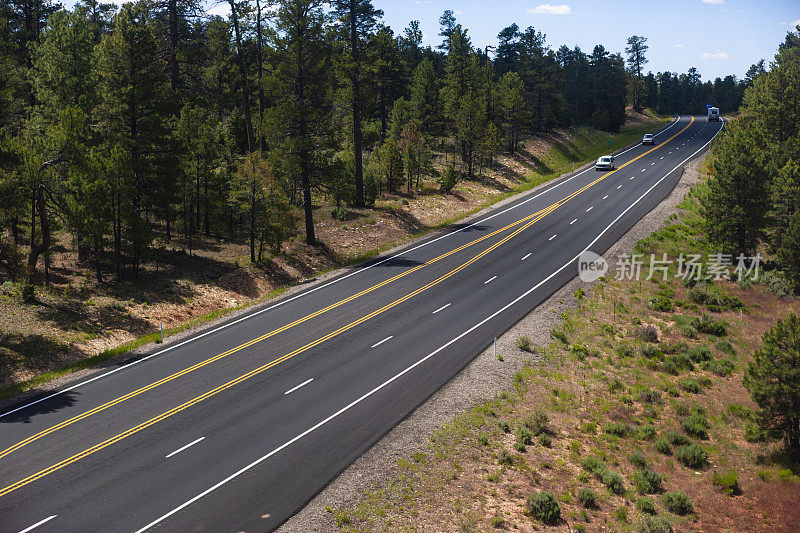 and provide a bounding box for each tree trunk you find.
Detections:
[26,185,50,281]
[349,0,364,207]
[229,0,253,153]
[255,0,266,152]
